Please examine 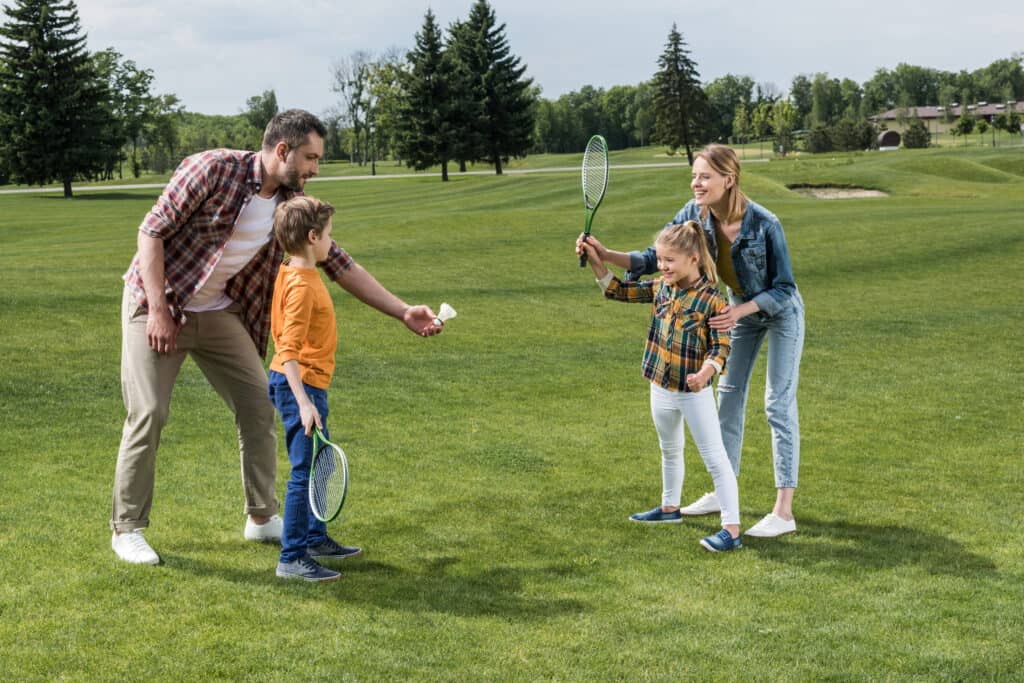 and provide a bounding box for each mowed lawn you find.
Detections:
[0,146,1021,681]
